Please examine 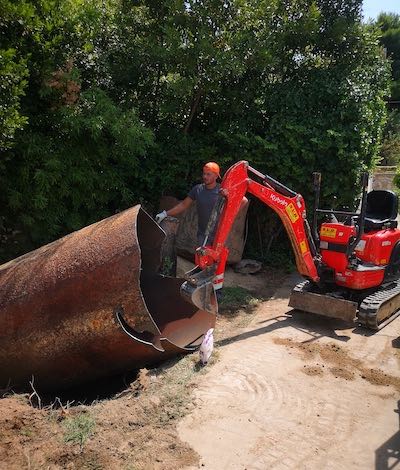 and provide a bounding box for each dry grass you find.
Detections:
[0,348,222,470]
